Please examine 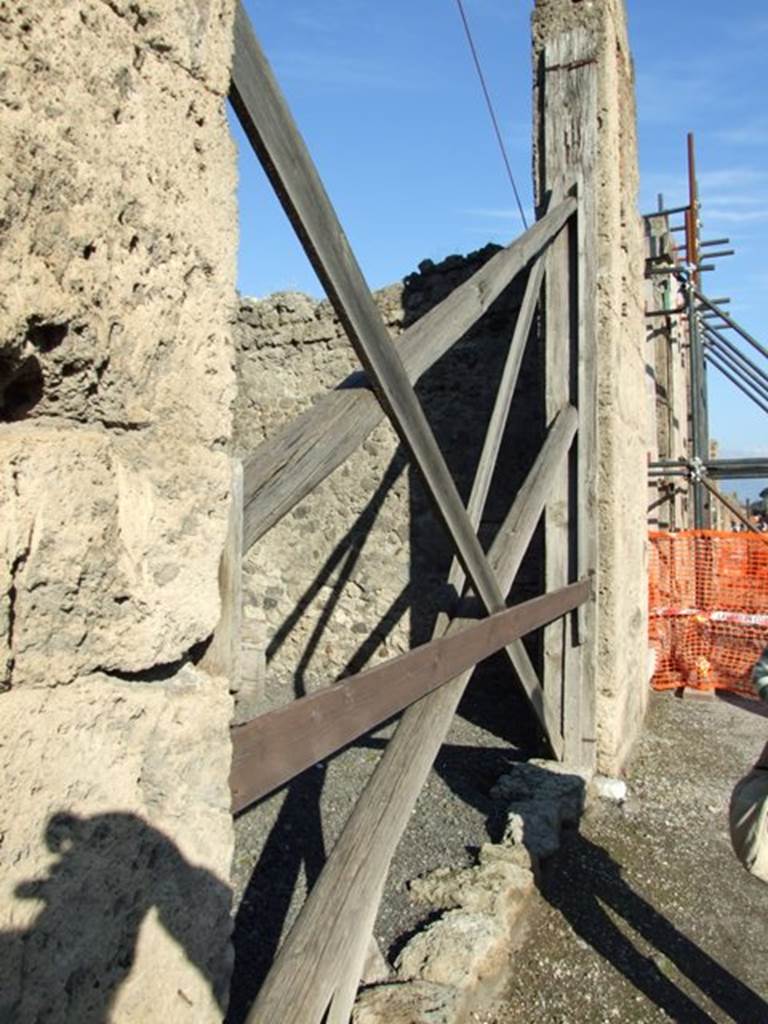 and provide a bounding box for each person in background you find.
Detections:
[729,645,768,882]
